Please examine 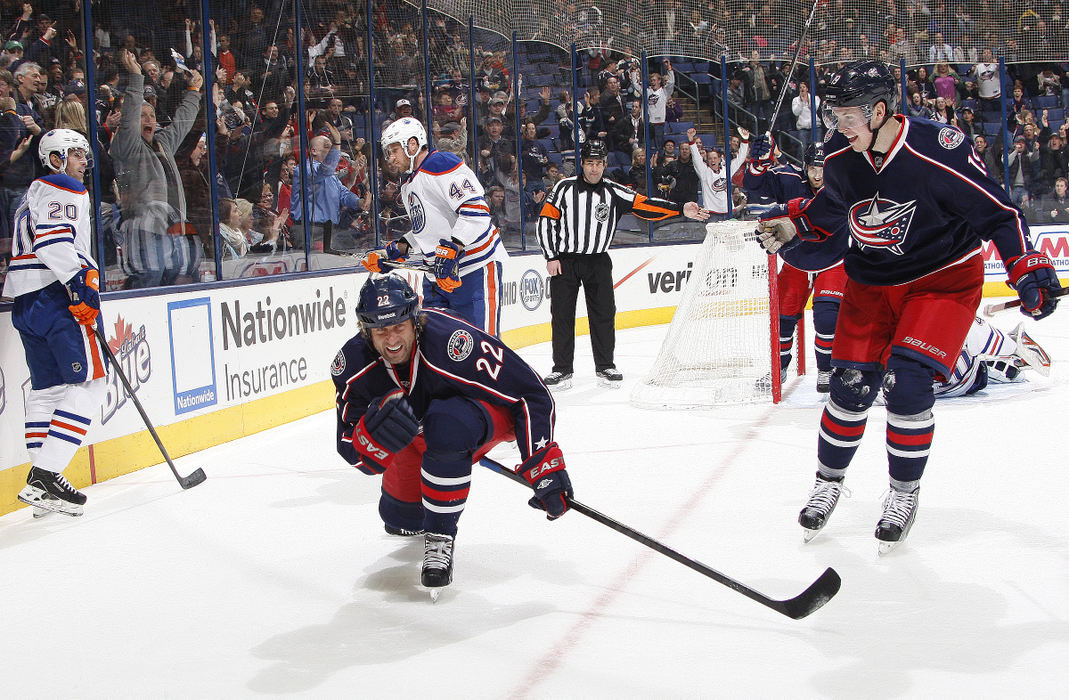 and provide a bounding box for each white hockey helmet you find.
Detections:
[39,128,93,173]
[380,117,427,172]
